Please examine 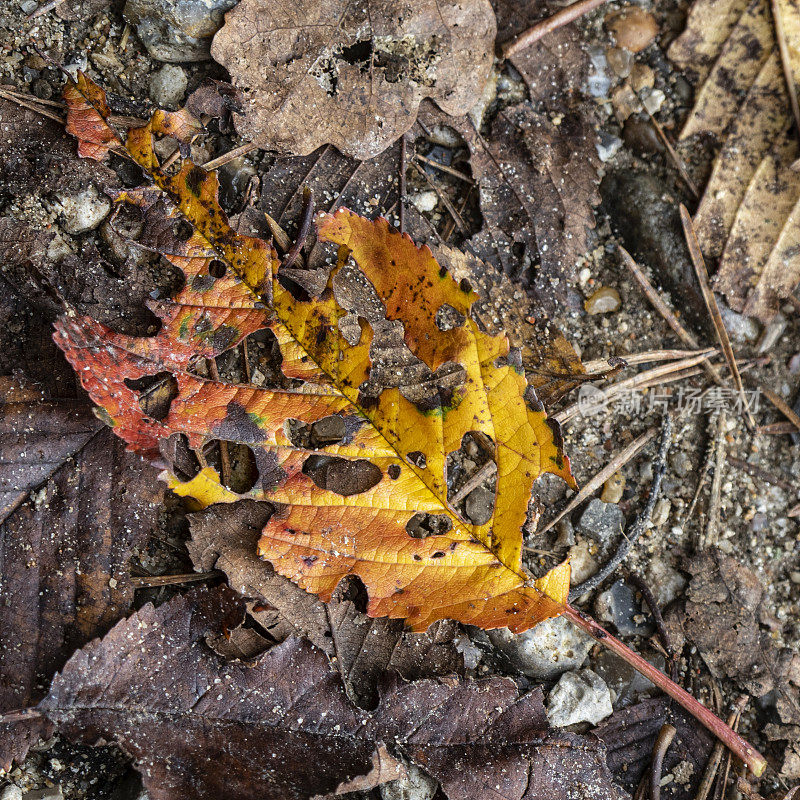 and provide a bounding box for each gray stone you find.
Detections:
[54,185,111,234]
[595,579,655,636]
[576,498,624,557]
[380,764,437,800]
[718,303,760,343]
[465,485,493,526]
[1,786,22,800]
[125,0,237,62]
[756,313,787,354]
[547,669,613,727]
[149,64,188,108]
[487,615,594,680]
[645,555,686,607]
[593,650,659,708]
